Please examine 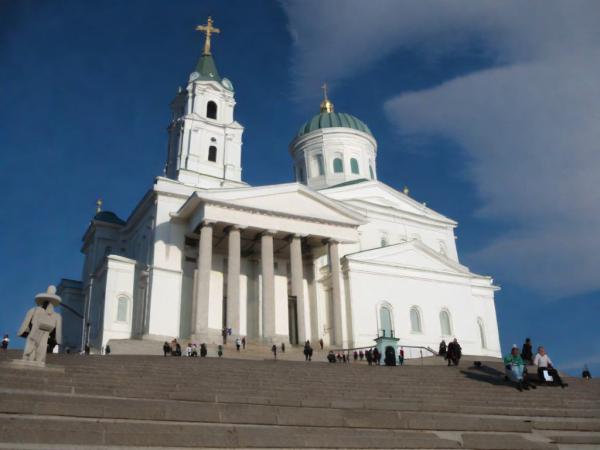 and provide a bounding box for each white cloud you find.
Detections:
[283,0,600,298]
